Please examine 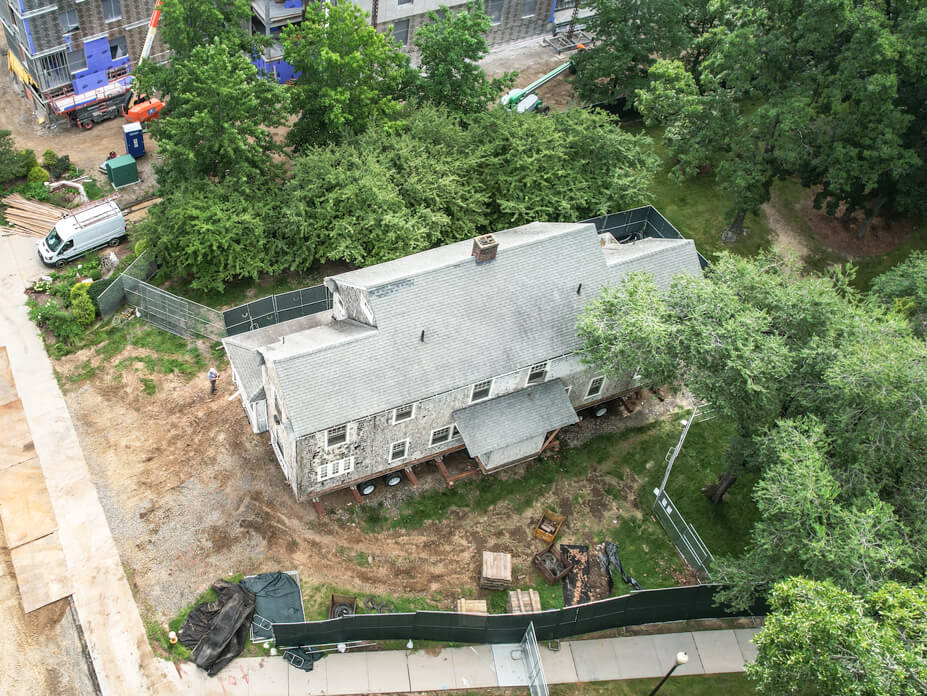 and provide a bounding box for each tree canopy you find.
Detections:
[282,2,413,150]
[748,578,927,696]
[156,0,255,59]
[280,106,657,269]
[142,38,289,188]
[412,2,516,114]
